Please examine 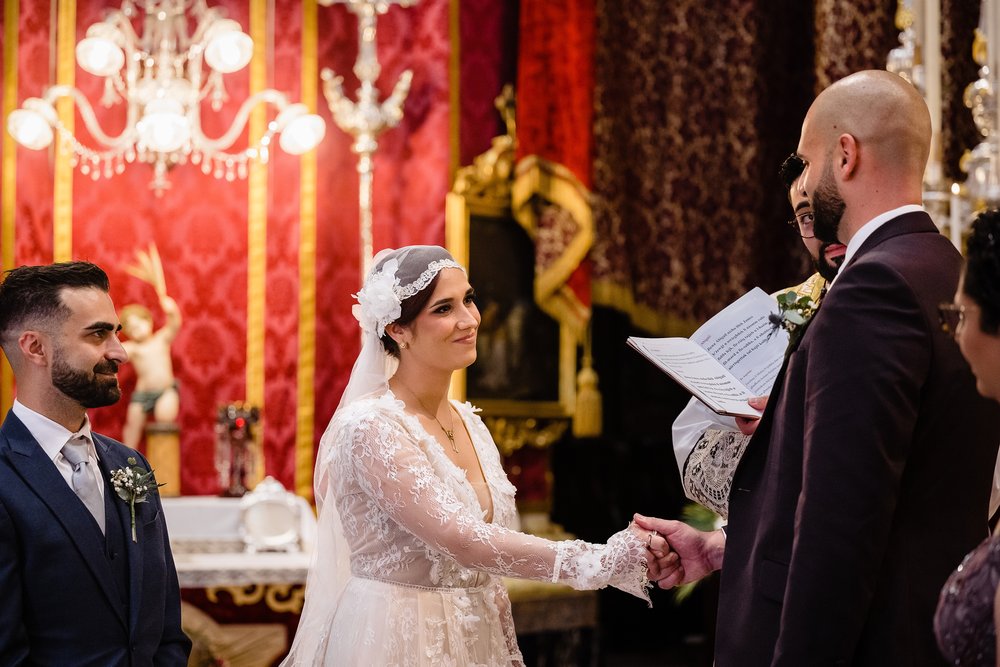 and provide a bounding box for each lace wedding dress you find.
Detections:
[283,392,650,666]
